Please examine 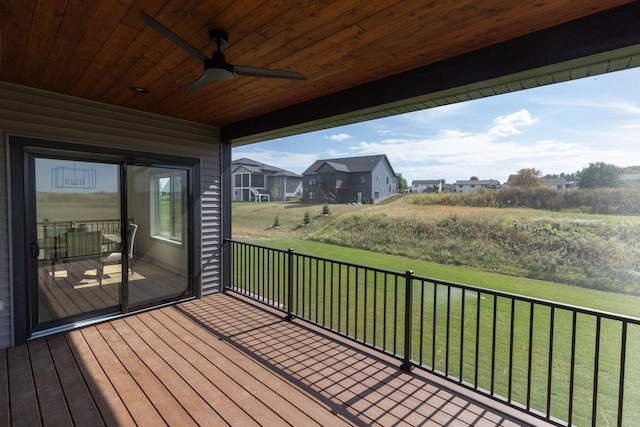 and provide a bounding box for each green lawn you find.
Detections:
[258,238,640,318]
[232,239,640,426]
[232,199,640,425]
